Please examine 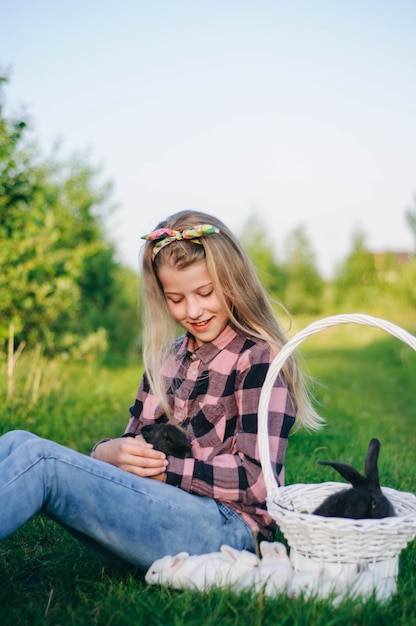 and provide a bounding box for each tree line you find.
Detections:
[1,73,415,363]
[0,74,139,364]
[241,216,416,318]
